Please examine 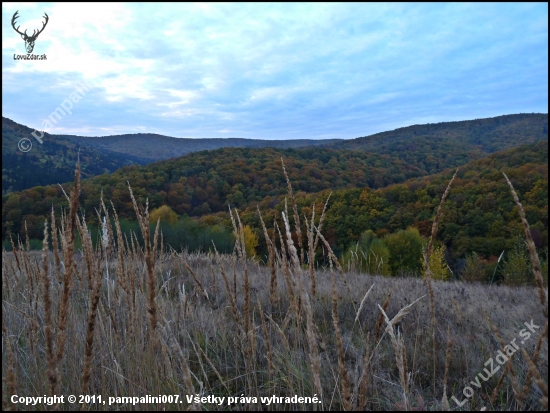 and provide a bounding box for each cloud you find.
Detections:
[2,2,547,139]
